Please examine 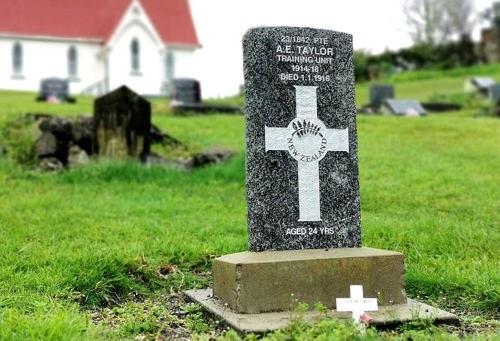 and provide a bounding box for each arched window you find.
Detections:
[12,42,23,75]
[165,51,175,95]
[131,38,140,72]
[68,46,78,77]
[166,51,174,80]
